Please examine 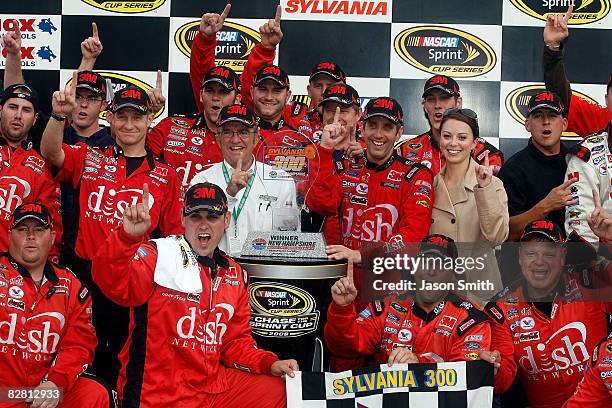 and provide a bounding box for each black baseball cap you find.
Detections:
[11,202,53,230]
[109,86,151,114]
[320,83,360,108]
[527,91,564,116]
[0,84,39,112]
[419,234,458,259]
[362,97,404,126]
[520,220,565,243]
[254,65,290,89]
[217,104,257,128]
[184,183,228,216]
[422,75,460,98]
[203,66,241,92]
[309,61,346,83]
[76,70,107,96]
